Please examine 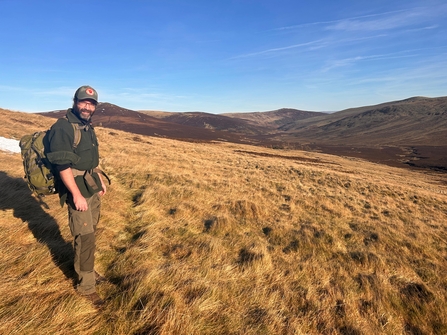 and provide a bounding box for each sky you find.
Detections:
[0,0,446,114]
